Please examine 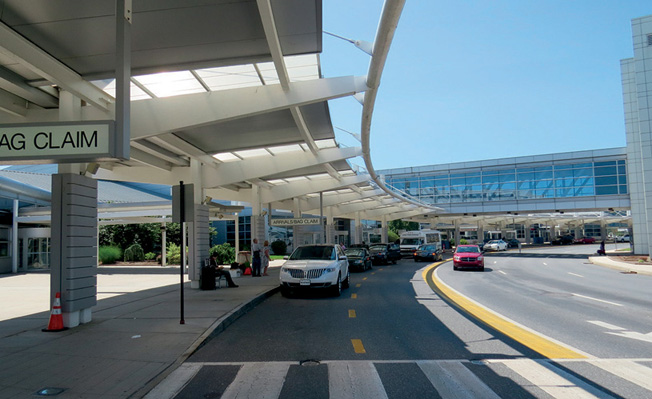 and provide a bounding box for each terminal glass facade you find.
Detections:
[385,160,627,205]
